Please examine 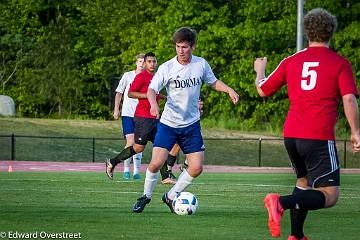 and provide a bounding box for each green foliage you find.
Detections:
[0,0,358,132]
